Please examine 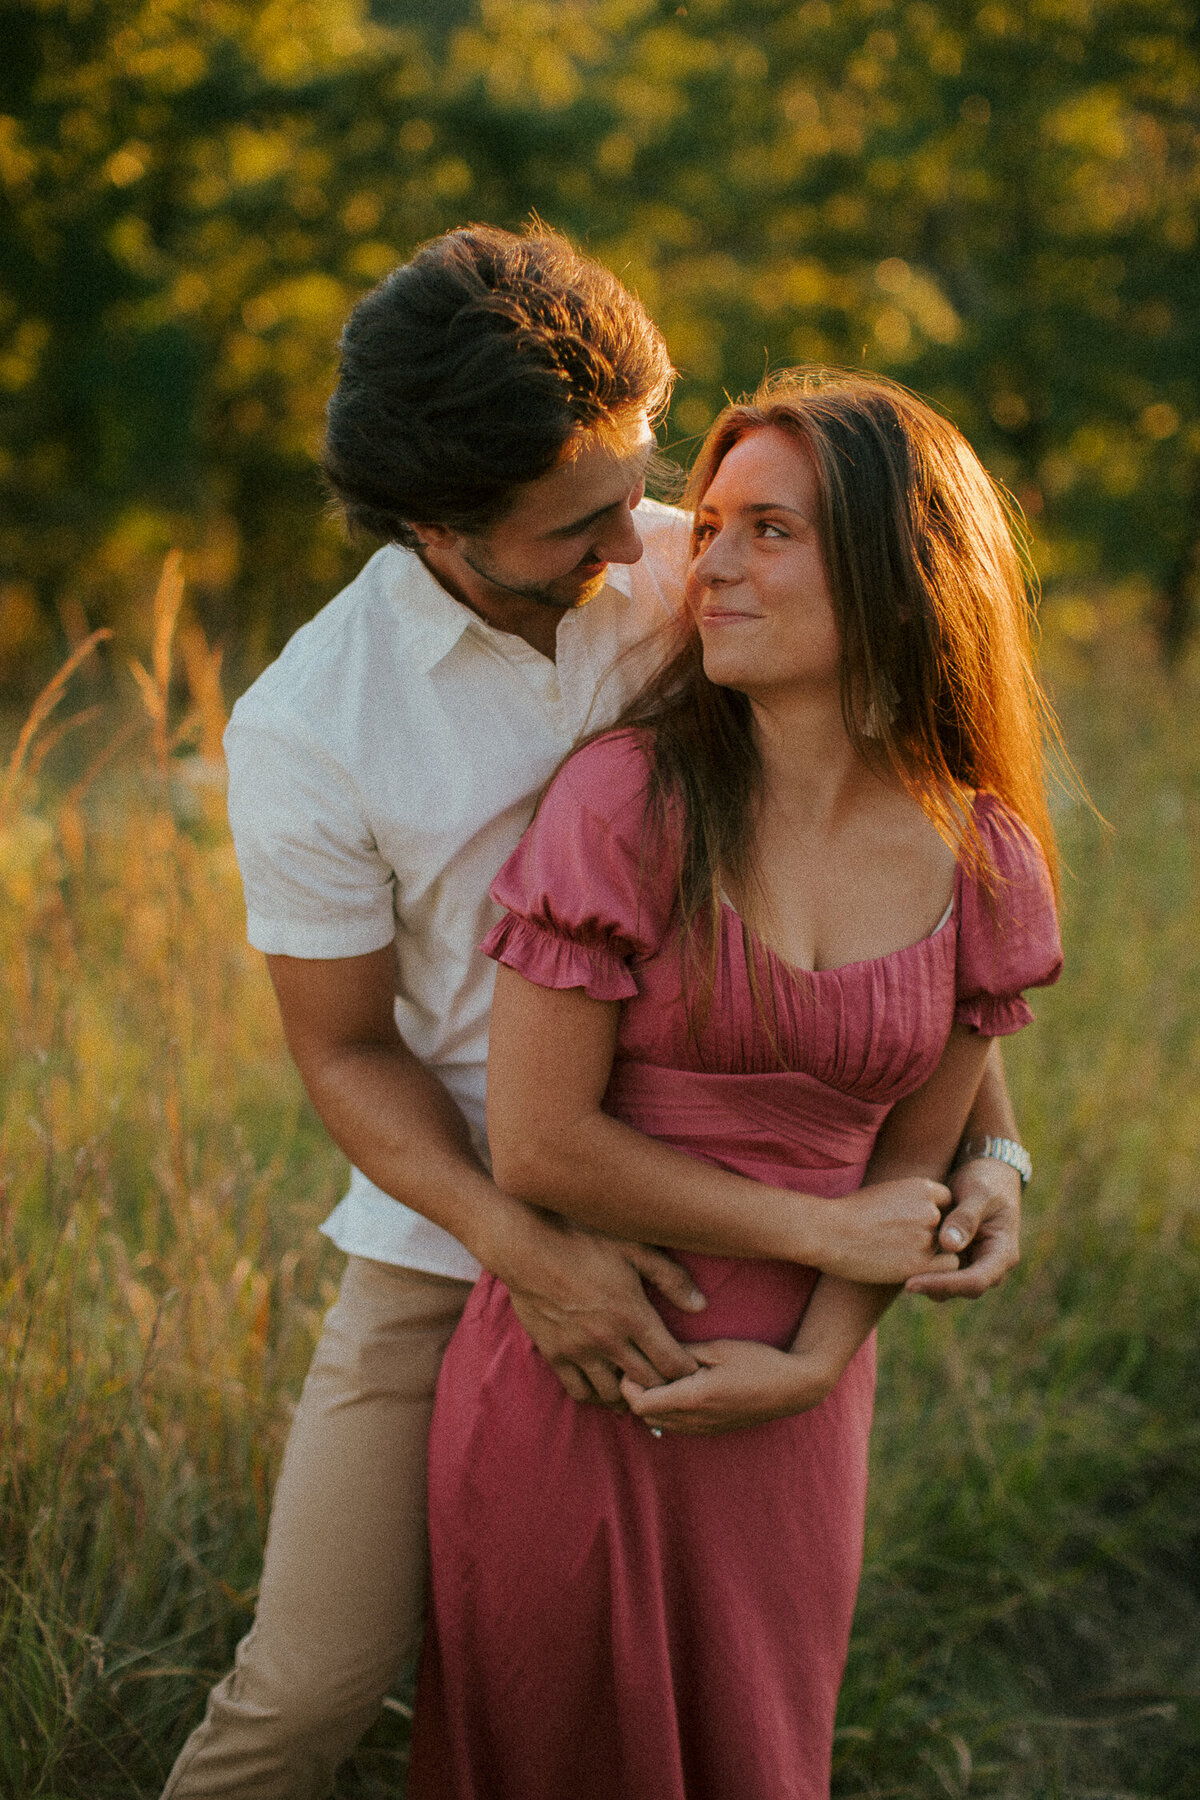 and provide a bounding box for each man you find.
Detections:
[162,223,1024,1799]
